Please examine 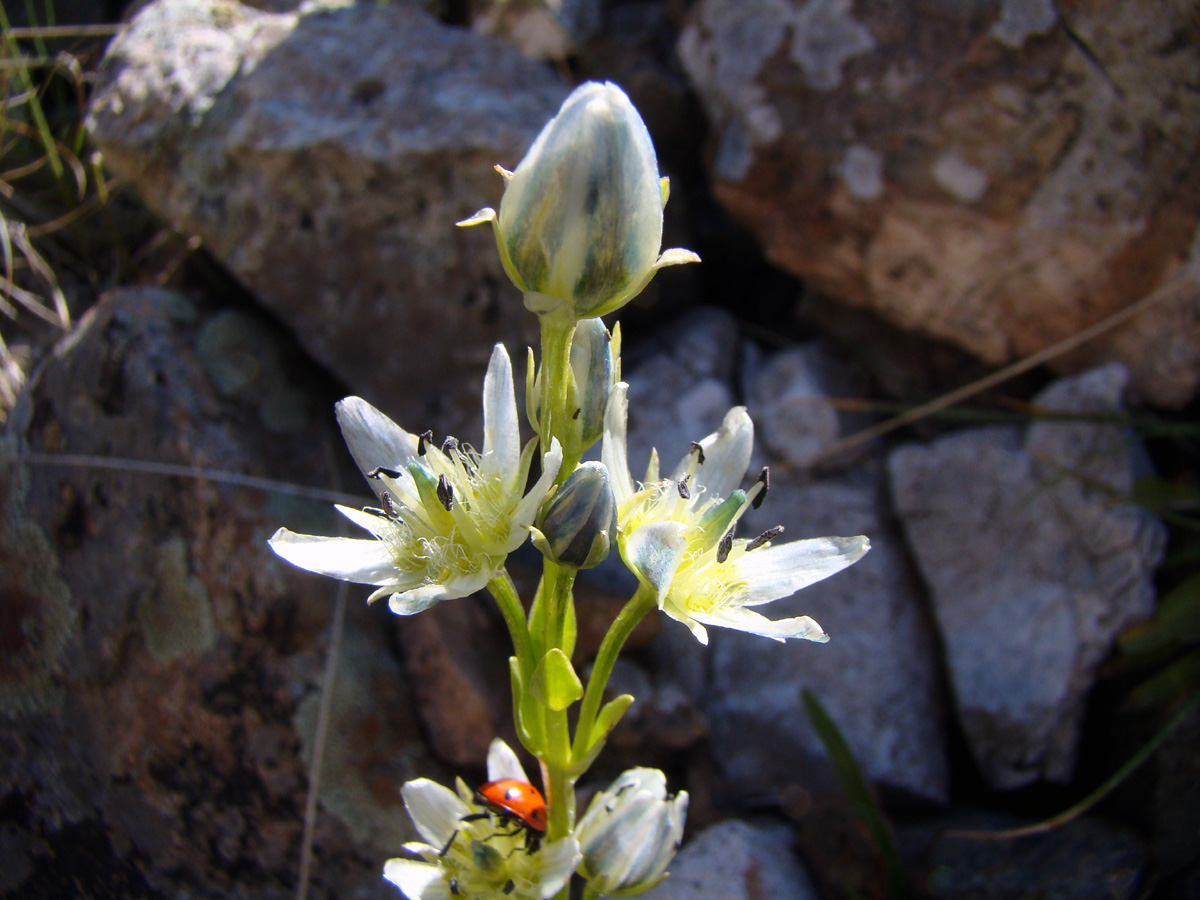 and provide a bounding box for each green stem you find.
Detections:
[487,569,532,677]
[571,584,657,763]
[540,560,577,846]
[538,315,576,483]
[544,561,576,653]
